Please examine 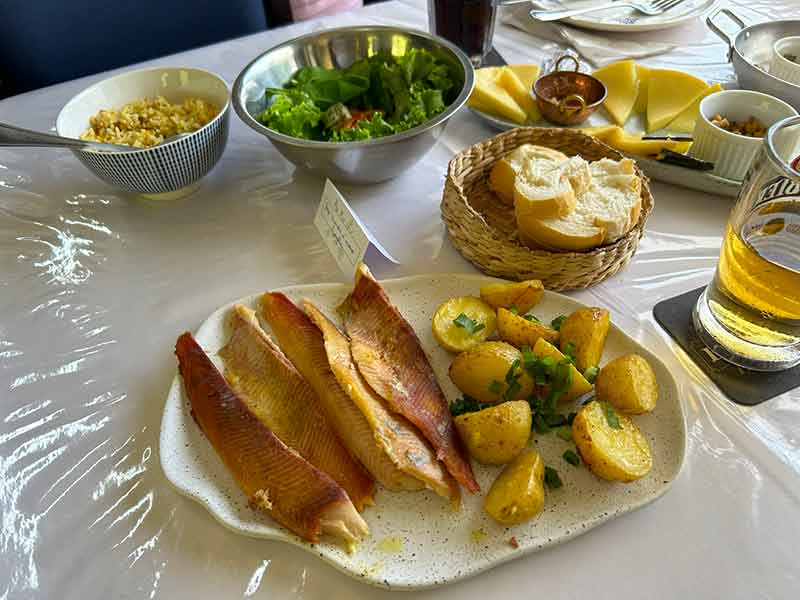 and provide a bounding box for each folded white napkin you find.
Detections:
[500,3,678,67]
